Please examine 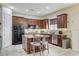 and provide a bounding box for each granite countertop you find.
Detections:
[56,34,70,39]
[23,34,50,39]
[22,35,34,38]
